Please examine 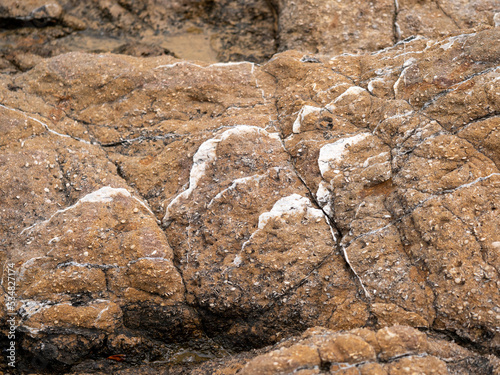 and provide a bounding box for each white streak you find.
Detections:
[333,86,367,103]
[95,305,110,322]
[317,82,351,94]
[293,105,321,134]
[155,61,203,69]
[367,80,375,94]
[233,254,242,266]
[0,103,90,144]
[20,186,147,235]
[155,61,254,70]
[316,181,331,207]
[80,186,131,203]
[207,172,269,209]
[439,34,472,51]
[362,152,390,168]
[494,13,500,27]
[241,193,332,257]
[257,194,323,229]
[393,65,411,97]
[341,243,370,297]
[164,126,281,221]
[48,236,60,244]
[318,133,370,177]
[442,173,500,194]
[403,57,417,68]
[209,61,254,68]
[19,299,58,327]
